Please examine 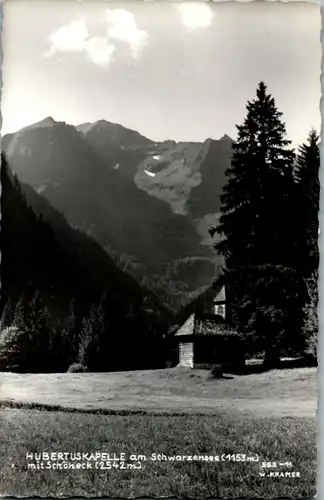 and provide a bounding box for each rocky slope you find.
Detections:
[79,121,232,247]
